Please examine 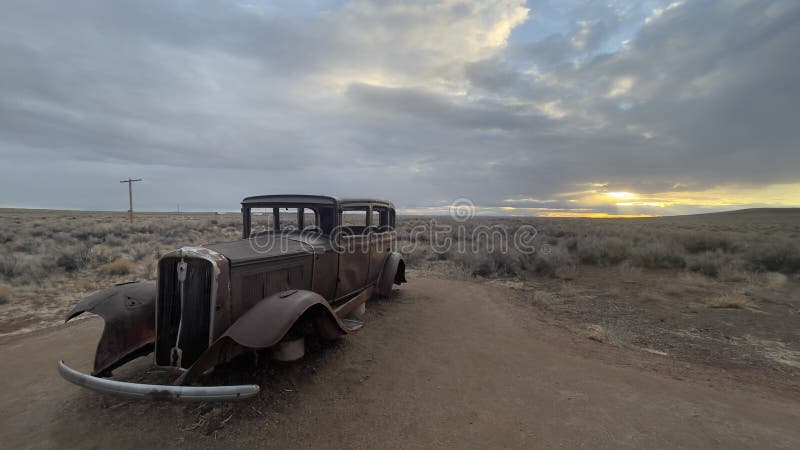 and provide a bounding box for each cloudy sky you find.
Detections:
[1,0,799,216]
